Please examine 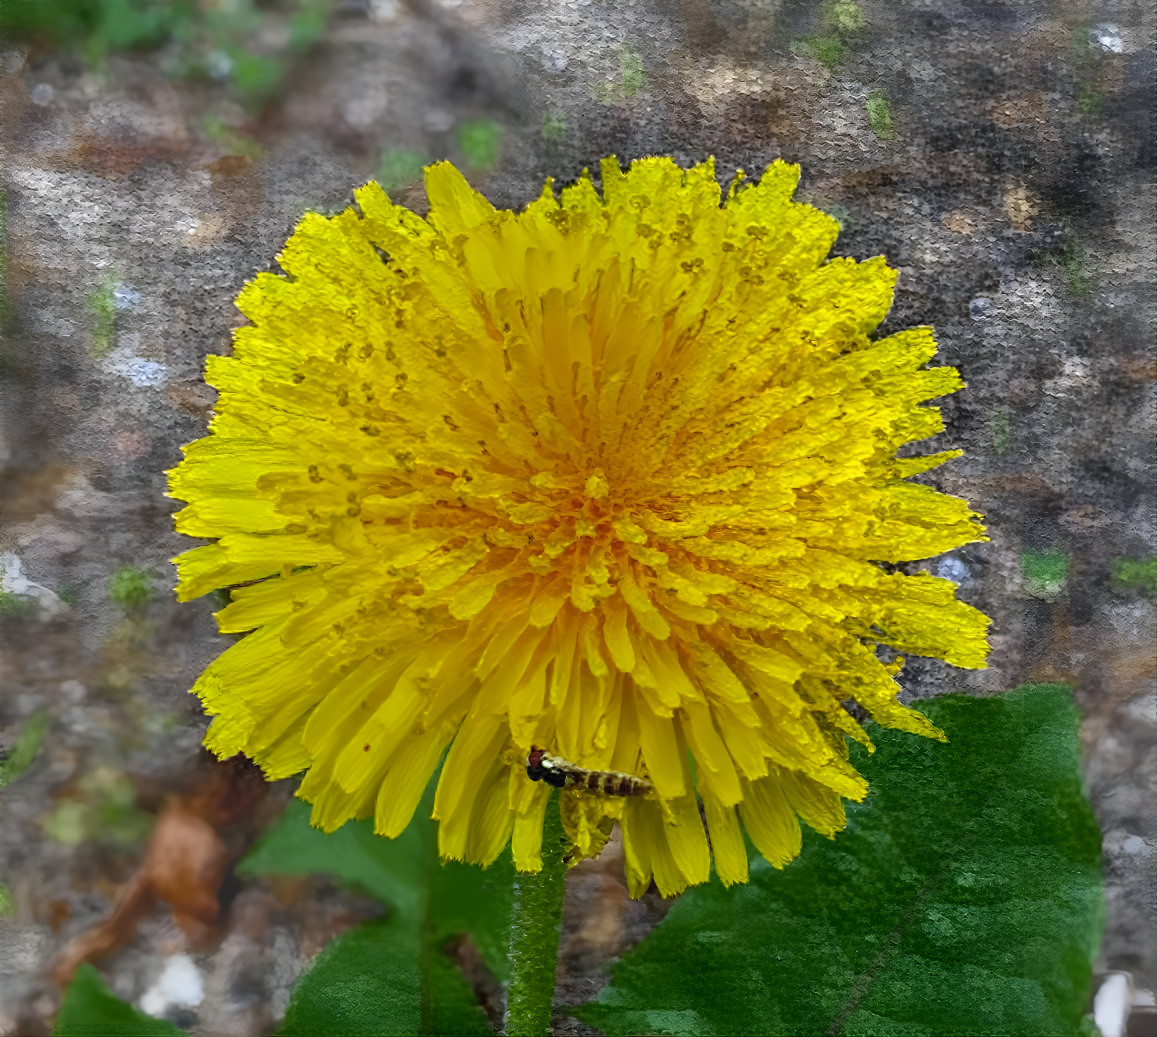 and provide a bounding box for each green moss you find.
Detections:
[790,34,845,71]
[0,590,35,619]
[542,111,567,145]
[0,710,49,790]
[108,564,155,612]
[828,0,865,33]
[993,407,1011,455]
[1056,230,1096,297]
[1110,556,1157,595]
[866,89,896,140]
[87,274,117,358]
[201,114,263,159]
[593,44,648,103]
[376,148,427,193]
[0,0,337,111]
[456,120,502,173]
[1023,548,1068,597]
